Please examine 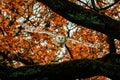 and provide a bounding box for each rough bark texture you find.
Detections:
[0,54,120,80]
[37,0,120,39]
